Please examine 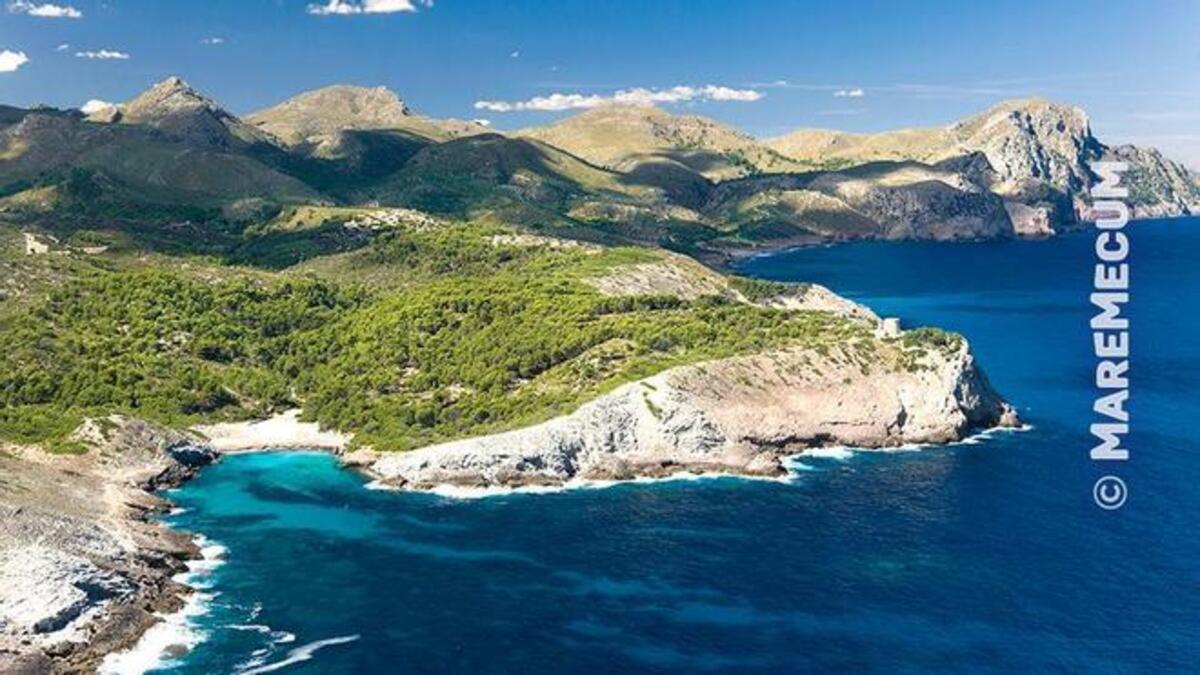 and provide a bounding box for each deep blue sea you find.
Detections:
[134,218,1199,673]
